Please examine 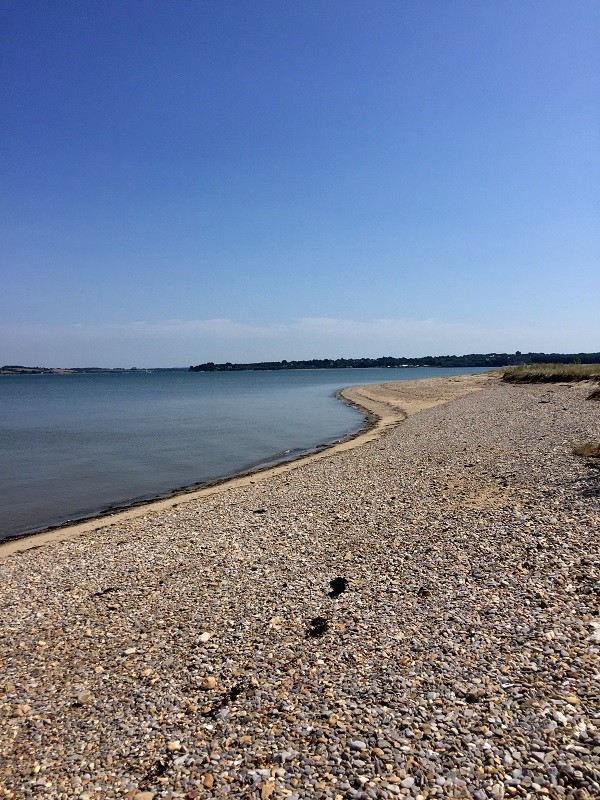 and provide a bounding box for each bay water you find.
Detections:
[0,367,487,540]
